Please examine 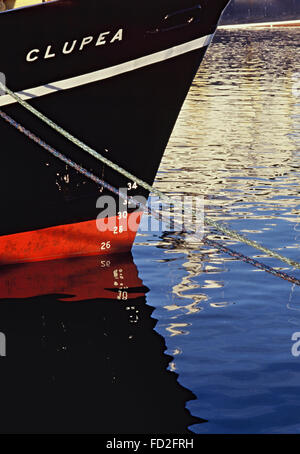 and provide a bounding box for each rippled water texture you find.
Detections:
[134,28,300,434]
